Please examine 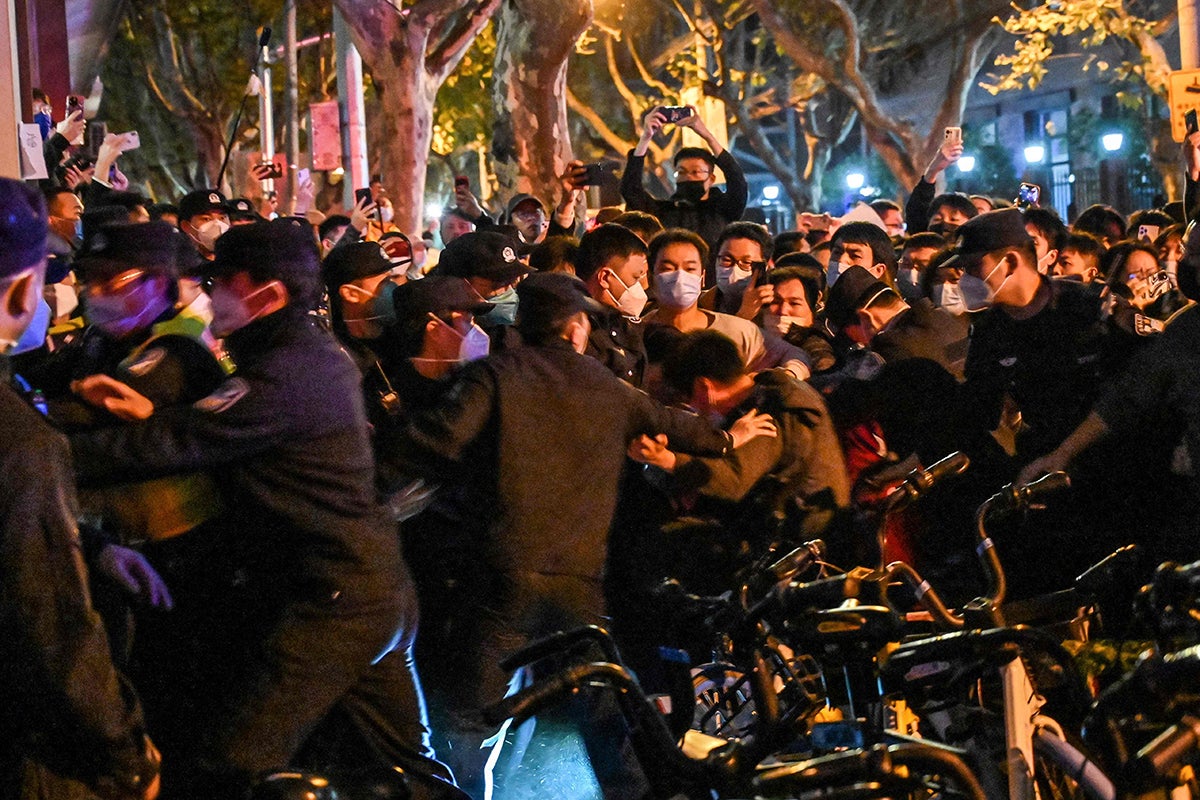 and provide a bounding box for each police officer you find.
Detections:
[69,219,461,799]
[0,177,161,800]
